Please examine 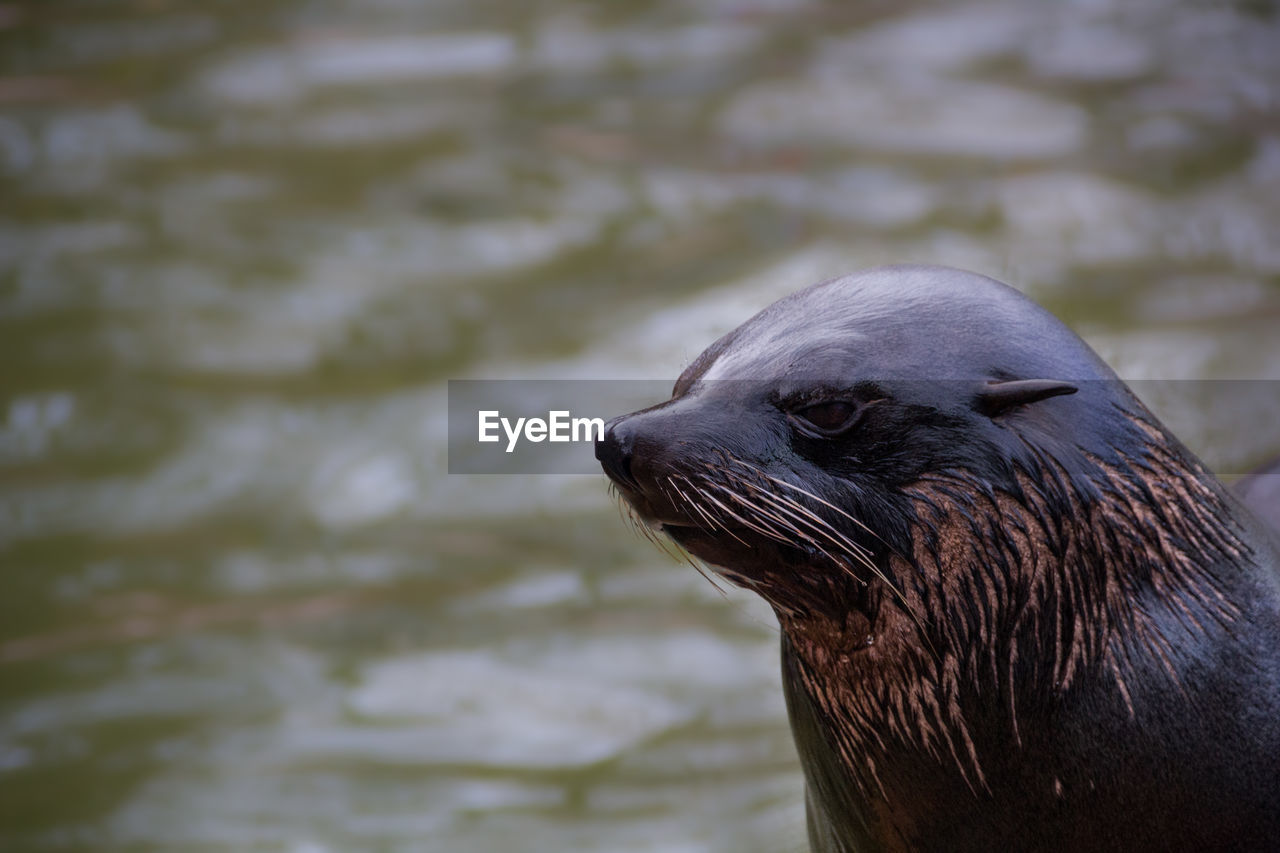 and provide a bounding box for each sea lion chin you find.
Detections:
[596,265,1280,853]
